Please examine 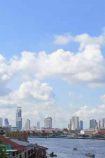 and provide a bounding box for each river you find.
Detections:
[29,137,105,158]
